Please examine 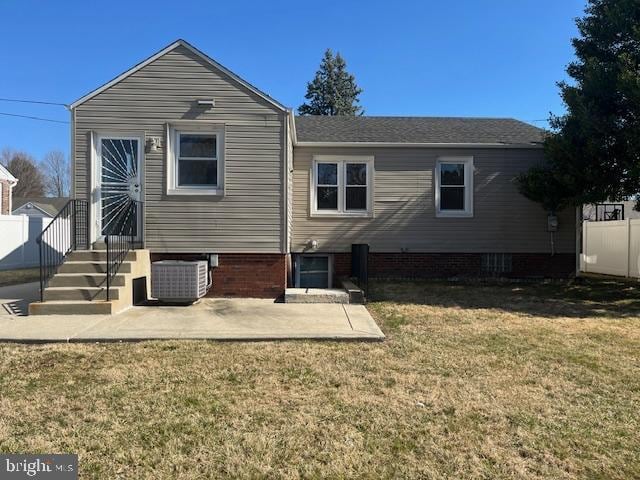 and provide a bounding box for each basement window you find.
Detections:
[295,255,332,288]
